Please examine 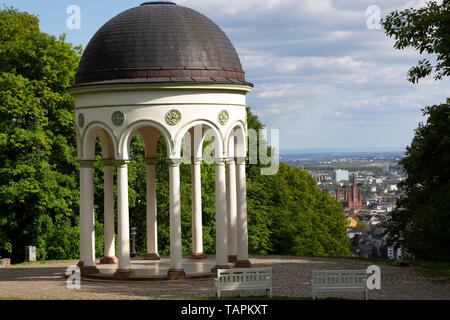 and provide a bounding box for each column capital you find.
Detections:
[214,158,227,166]
[225,158,236,165]
[103,159,115,166]
[78,160,96,168]
[191,157,203,165]
[235,157,247,165]
[167,158,183,167]
[114,160,130,167]
[145,158,157,165]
